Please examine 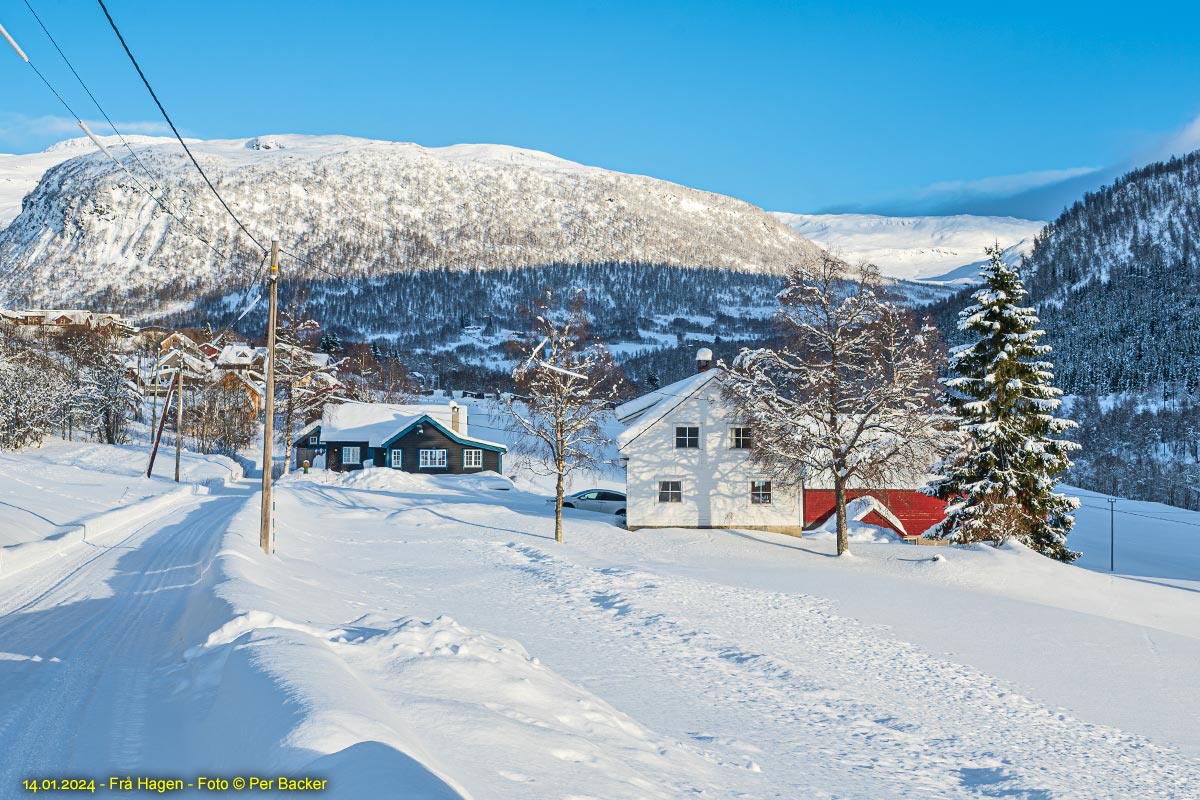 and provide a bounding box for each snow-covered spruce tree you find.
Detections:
[506,291,624,543]
[924,245,1080,561]
[723,252,955,556]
